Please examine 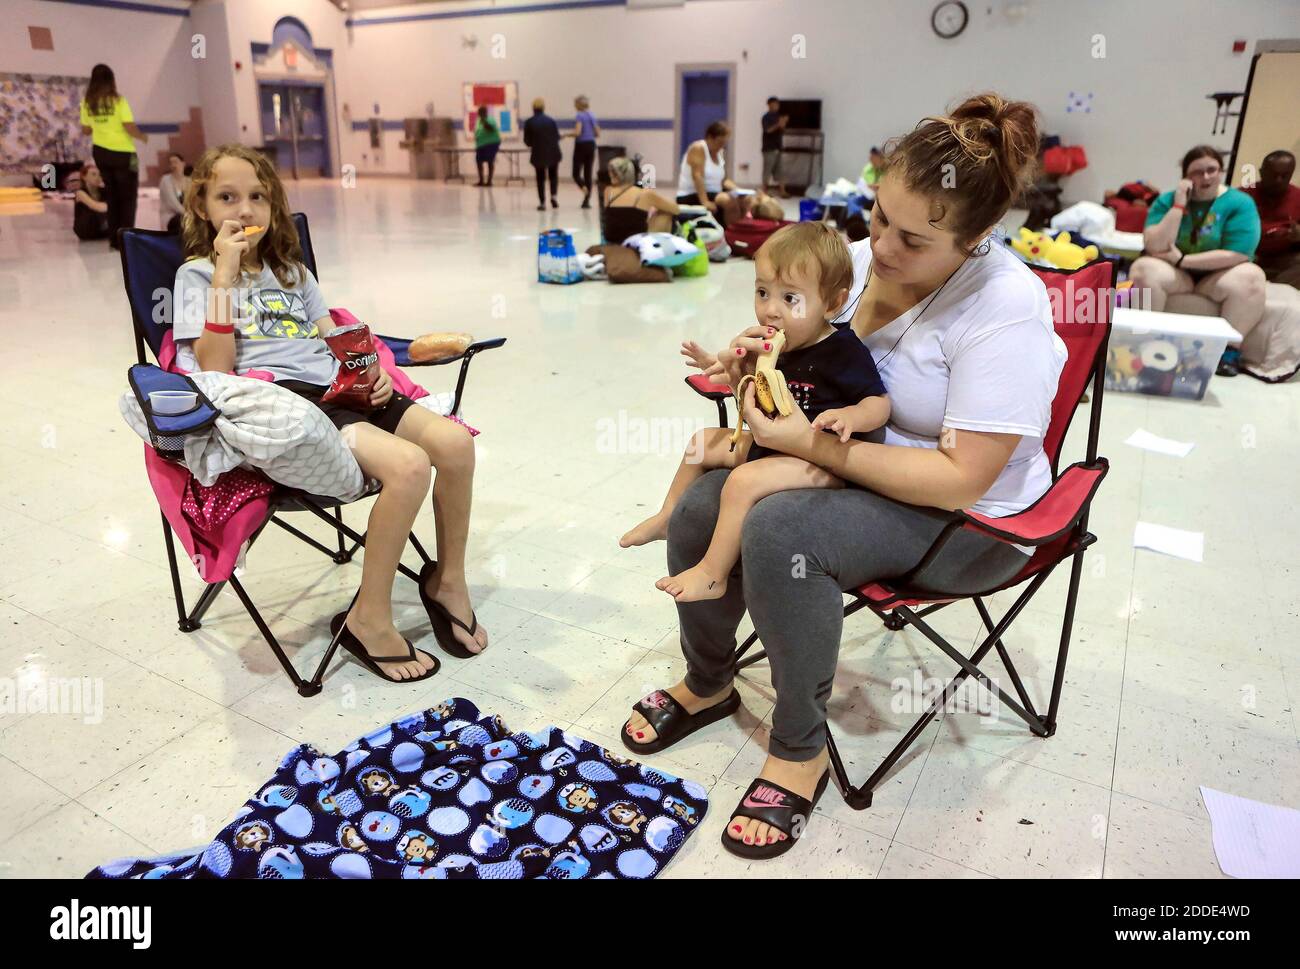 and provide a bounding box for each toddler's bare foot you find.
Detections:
[655,564,727,602]
[620,513,668,548]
